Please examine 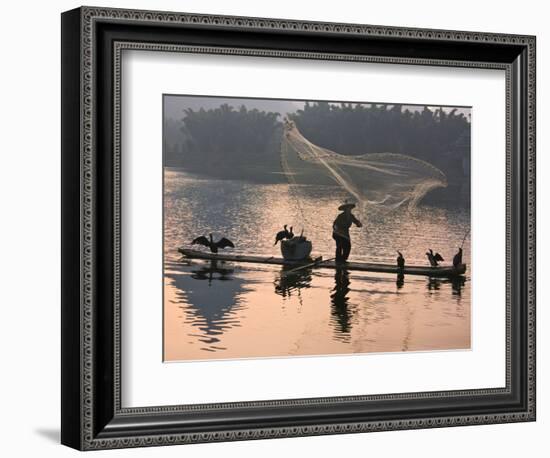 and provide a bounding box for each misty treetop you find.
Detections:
[181,104,281,154]
[287,102,470,201]
[290,102,469,157]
